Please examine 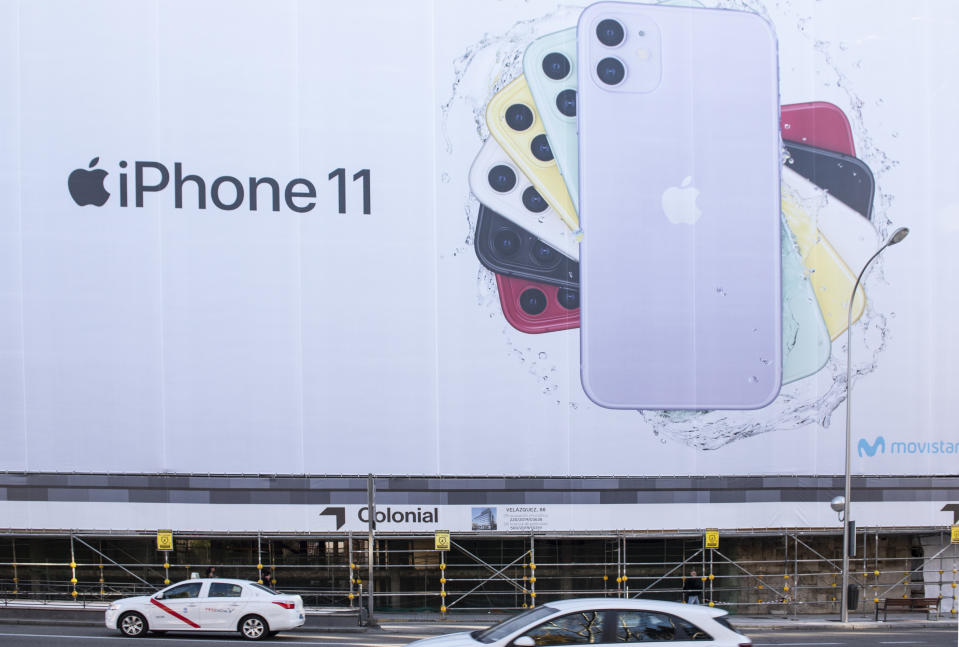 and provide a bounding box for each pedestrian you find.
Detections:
[262,569,276,590]
[684,570,703,604]
[205,566,216,578]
